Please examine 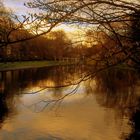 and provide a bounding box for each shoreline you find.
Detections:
[0,61,74,71]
